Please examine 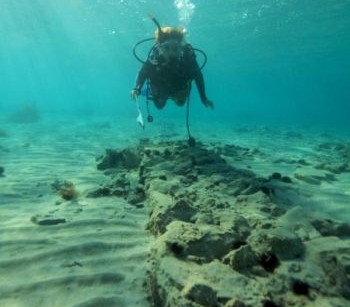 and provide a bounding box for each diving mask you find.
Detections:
[159,39,183,59]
